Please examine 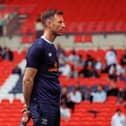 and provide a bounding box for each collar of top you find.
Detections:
[41,36,54,45]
